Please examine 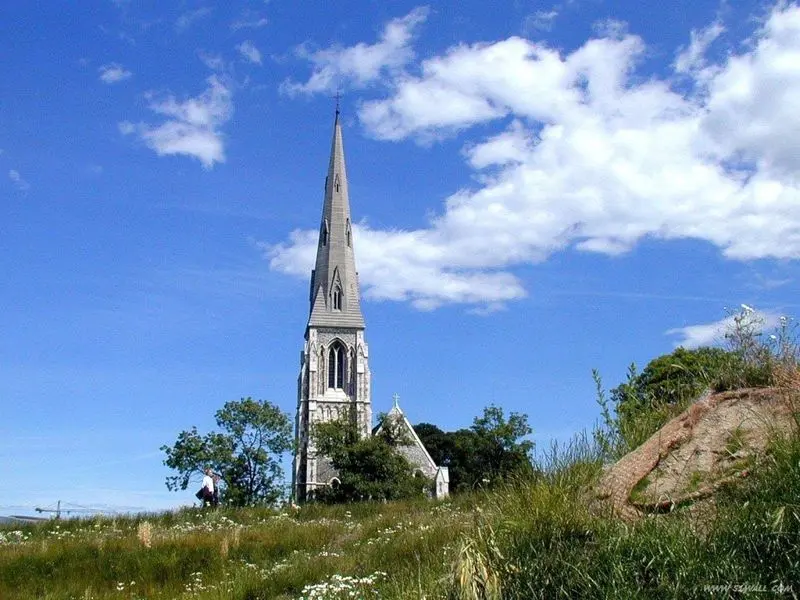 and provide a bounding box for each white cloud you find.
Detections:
[524,9,559,33]
[237,40,262,65]
[230,11,268,31]
[270,4,800,310]
[198,51,225,71]
[264,225,526,310]
[674,21,724,75]
[592,18,628,39]
[701,7,800,177]
[667,309,782,349]
[98,63,132,84]
[8,169,30,191]
[176,7,212,32]
[281,6,429,95]
[119,75,232,168]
